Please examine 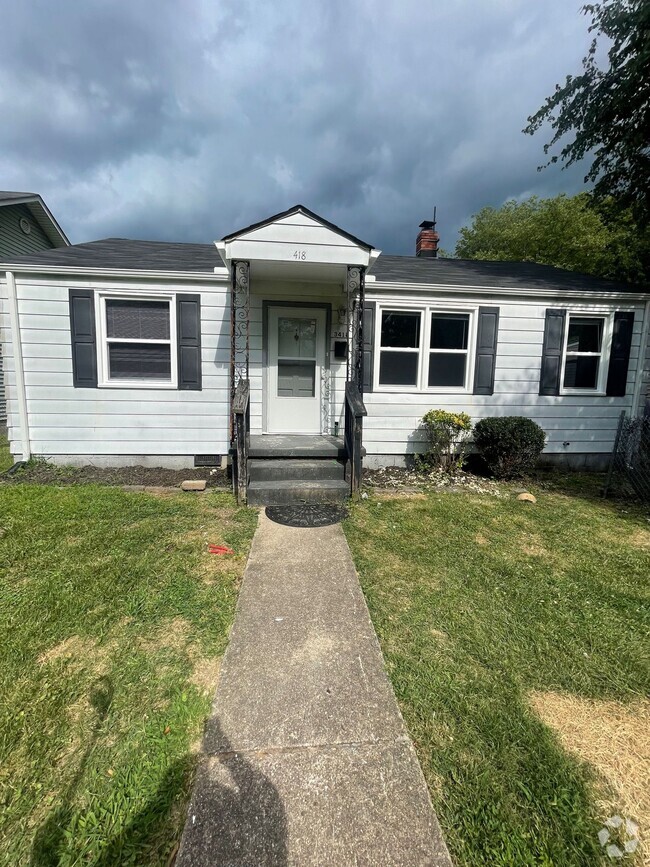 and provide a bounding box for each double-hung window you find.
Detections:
[428,312,470,387]
[376,306,474,391]
[98,295,177,387]
[562,314,610,392]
